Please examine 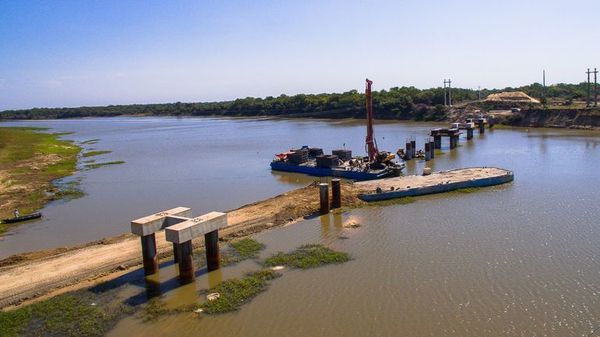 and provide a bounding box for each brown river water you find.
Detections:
[2,117,600,336]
